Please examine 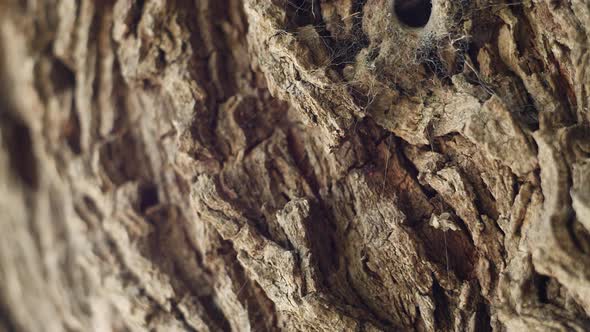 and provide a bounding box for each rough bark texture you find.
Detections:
[1,0,590,331]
